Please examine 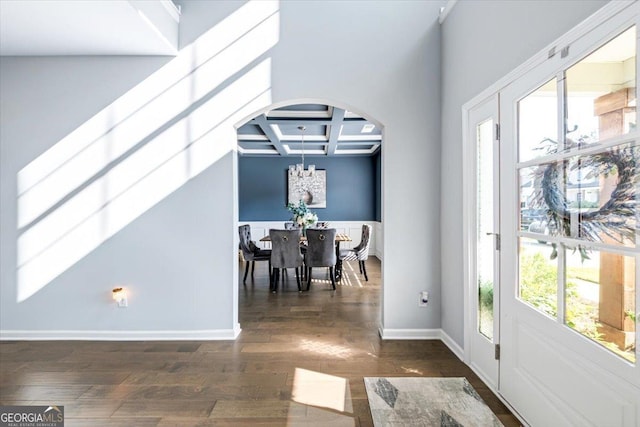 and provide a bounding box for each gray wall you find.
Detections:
[440,0,609,346]
[1,0,443,336]
[239,155,380,222]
